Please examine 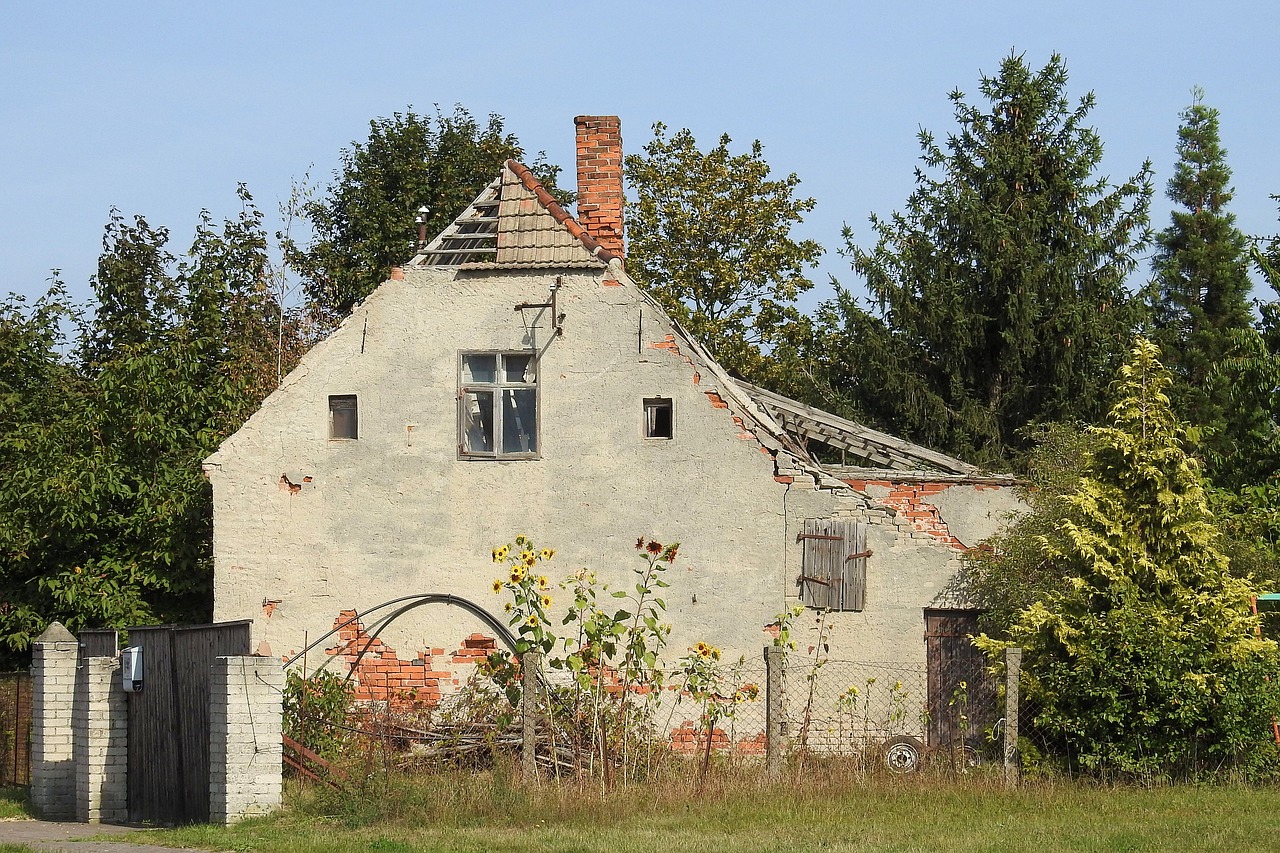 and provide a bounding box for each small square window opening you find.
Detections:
[644,398,673,439]
[329,394,358,440]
